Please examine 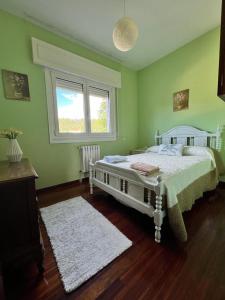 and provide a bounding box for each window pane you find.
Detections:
[56,84,85,133]
[89,91,110,133]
